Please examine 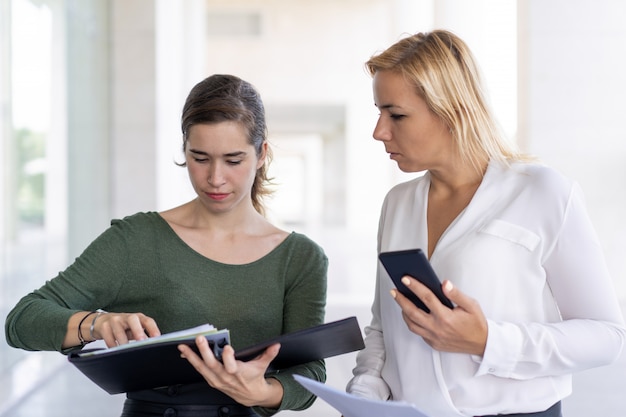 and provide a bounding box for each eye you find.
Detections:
[193,157,208,163]
[390,113,406,120]
[227,160,243,166]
